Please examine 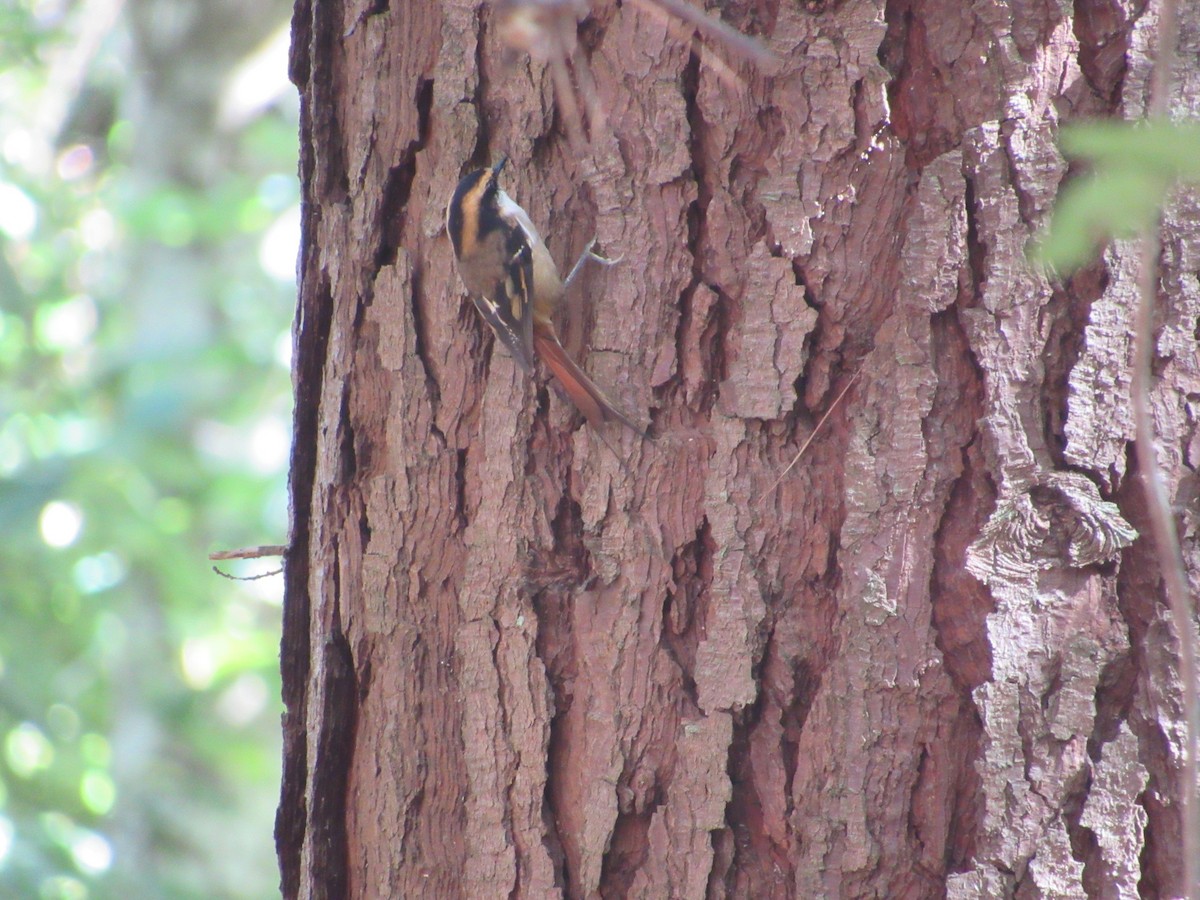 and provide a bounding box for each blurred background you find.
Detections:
[1,1,296,897]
